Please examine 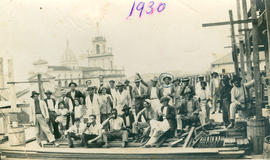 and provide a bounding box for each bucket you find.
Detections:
[247,118,267,154]
[264,135,270,159]
[8,127,25,146]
